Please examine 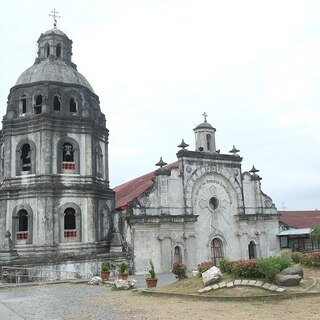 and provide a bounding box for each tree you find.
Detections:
[310,224,320,249]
